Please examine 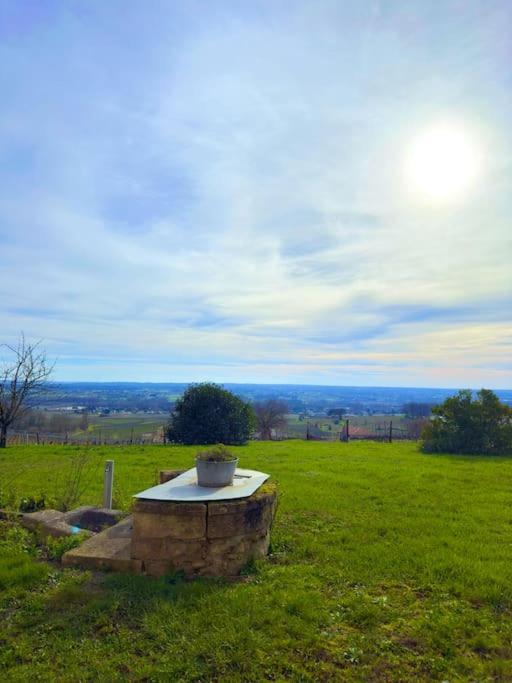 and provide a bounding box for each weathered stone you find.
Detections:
[142,560,174,577]
[21,509,92,540]
[201,531,271,577]
[159,469,185,484]
[132,505,206,541]
[132,537,208,564]
[207,496,276,539]
[129,484,277,576]
[62,516,141,573]
[134,499,206,518]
